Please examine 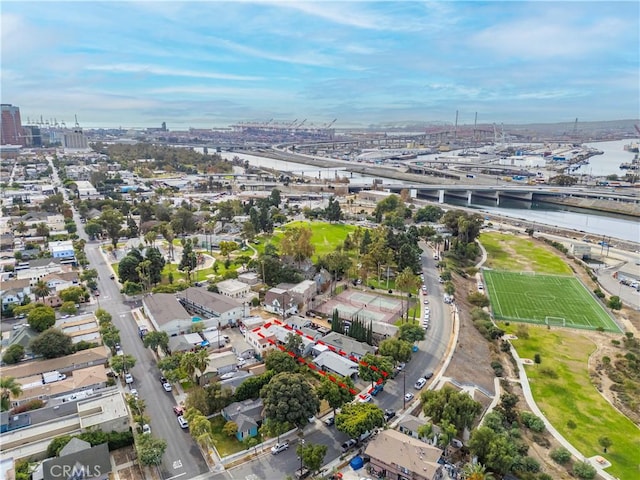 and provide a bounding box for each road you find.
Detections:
[210,424,350,480]
[371,241,451,413]
[53,158,208,479]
